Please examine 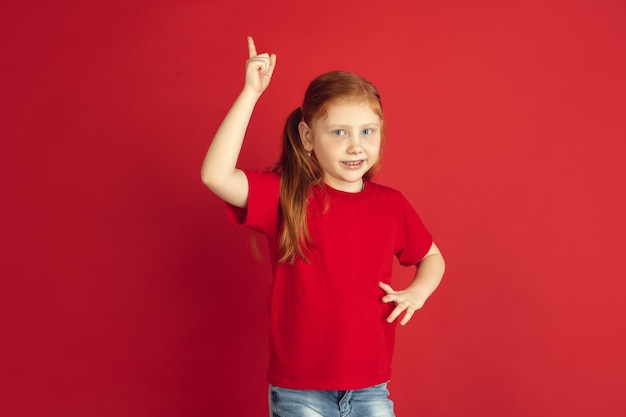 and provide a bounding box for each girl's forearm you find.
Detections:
[408,252,445,306]
[201,88,261,189]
